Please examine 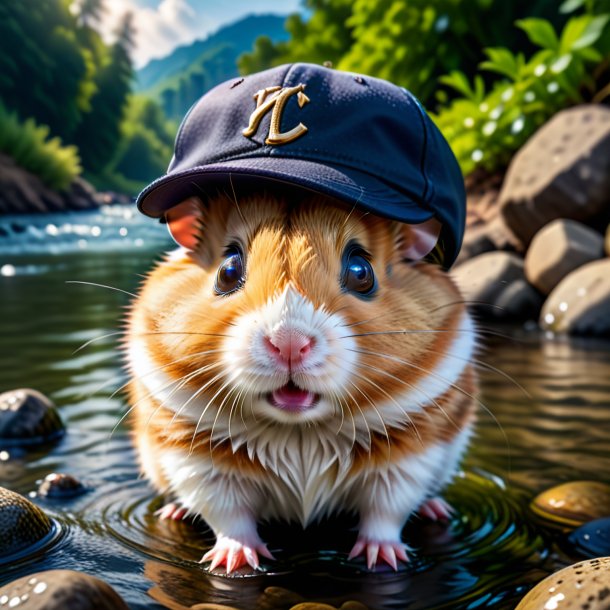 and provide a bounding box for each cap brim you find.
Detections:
[136,156,435,226]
